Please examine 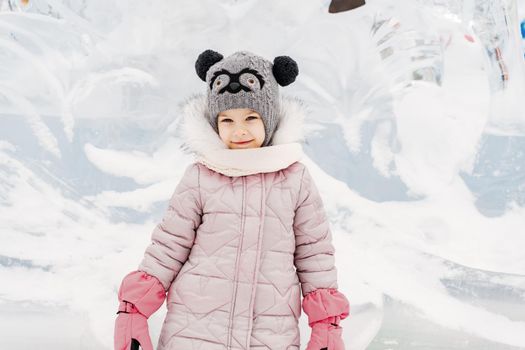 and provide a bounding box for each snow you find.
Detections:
[1,0,525,349]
